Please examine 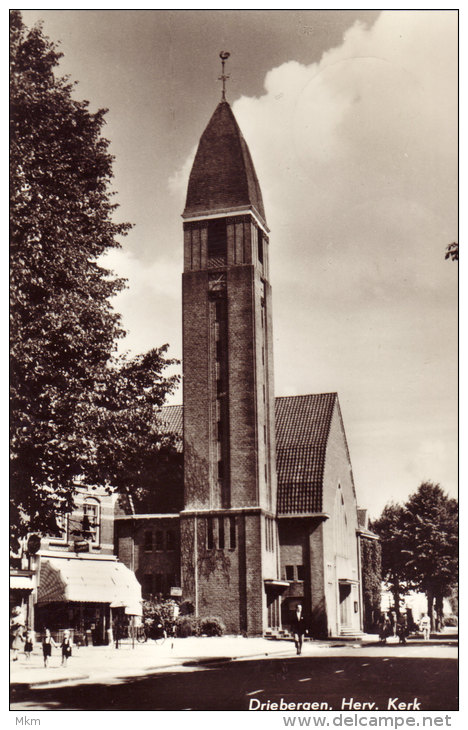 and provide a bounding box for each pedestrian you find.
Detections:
[10,623,24,662]
[42,628,57,667]
[378,613,390,644]
[390,609,397,637]
[61,630,73,667]
[24,630,34,660]
[419,613,430,641]
[291,603,307,655]
[396,613,409,645]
